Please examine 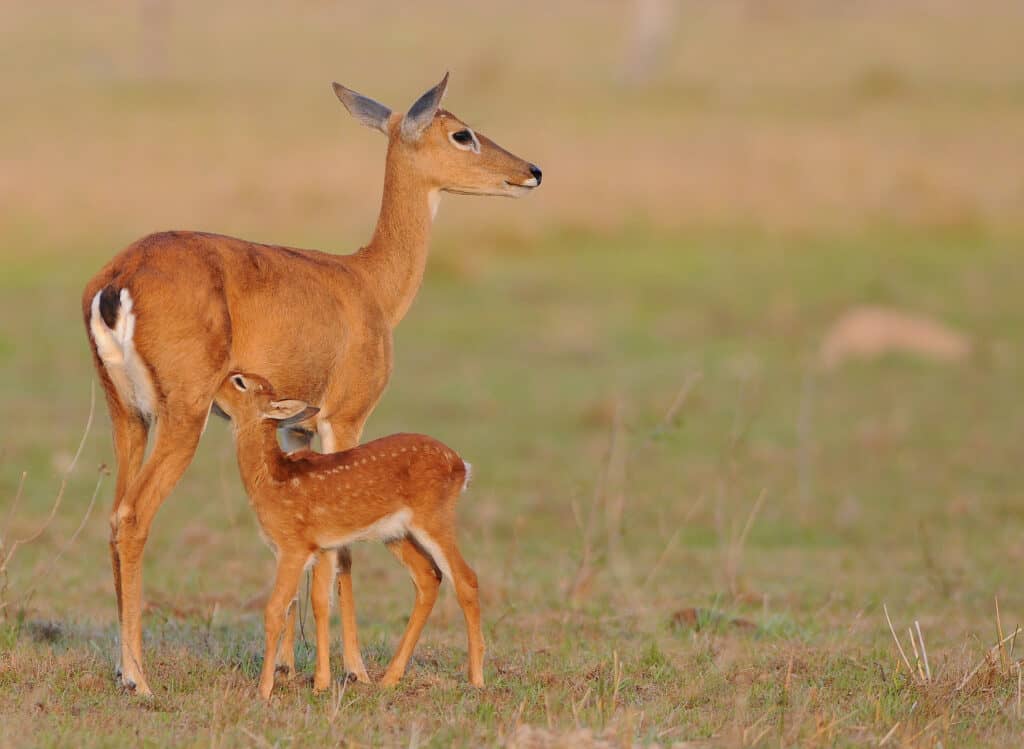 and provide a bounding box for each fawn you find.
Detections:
[217,372,483,699]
